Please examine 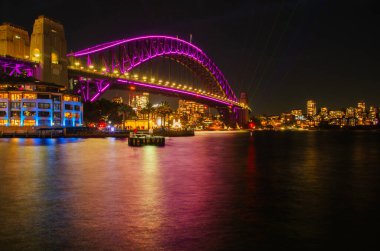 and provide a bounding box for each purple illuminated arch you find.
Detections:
[68,35,238,102]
